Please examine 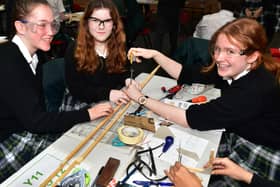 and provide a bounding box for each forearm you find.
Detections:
[152,50,182,80]
[143,97,188,127]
